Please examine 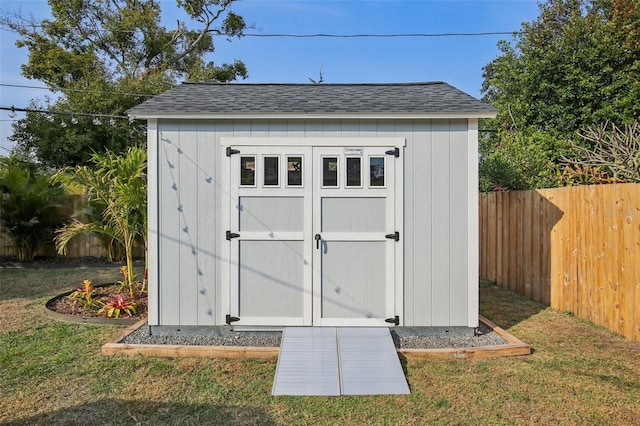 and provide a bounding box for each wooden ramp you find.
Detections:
[272,327,410,396]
